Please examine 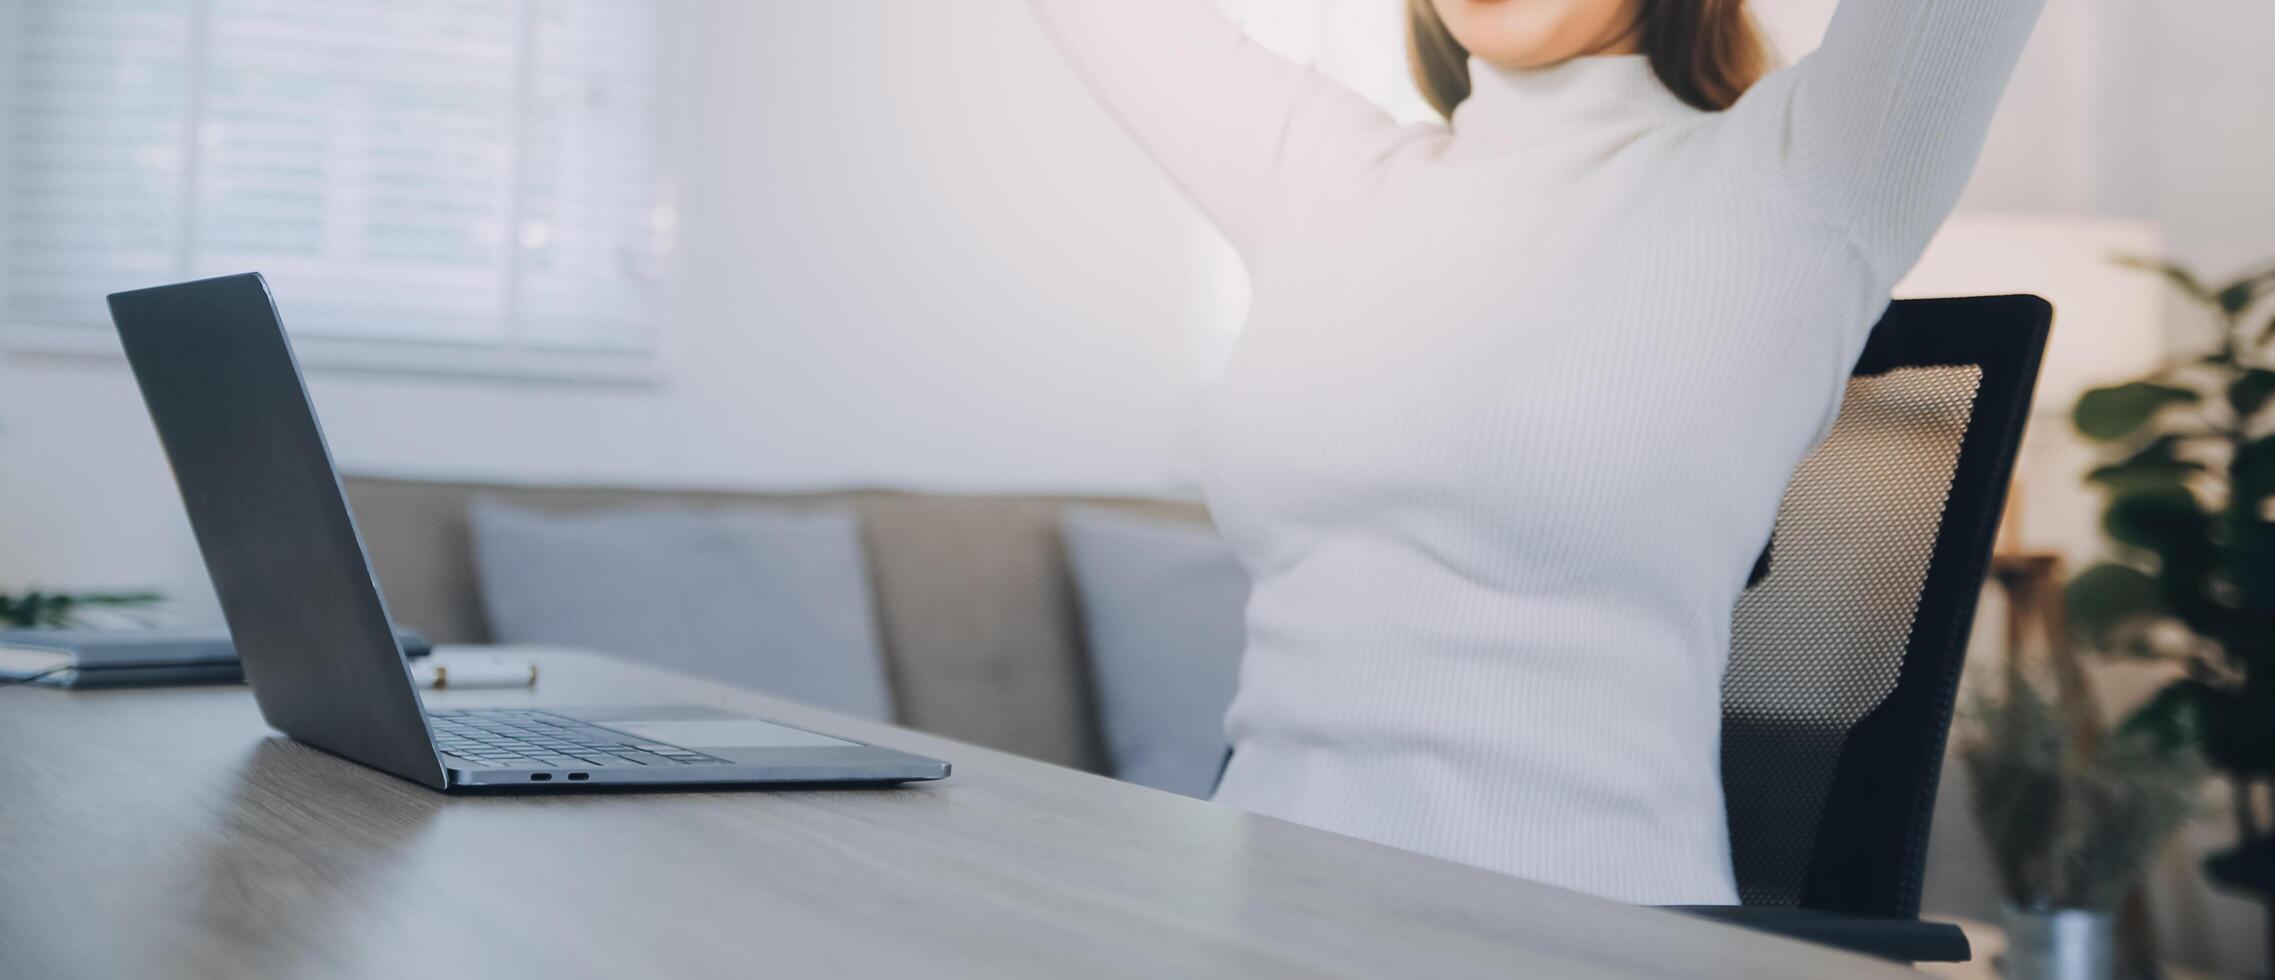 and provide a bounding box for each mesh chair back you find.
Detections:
[1721,296,2051,917]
